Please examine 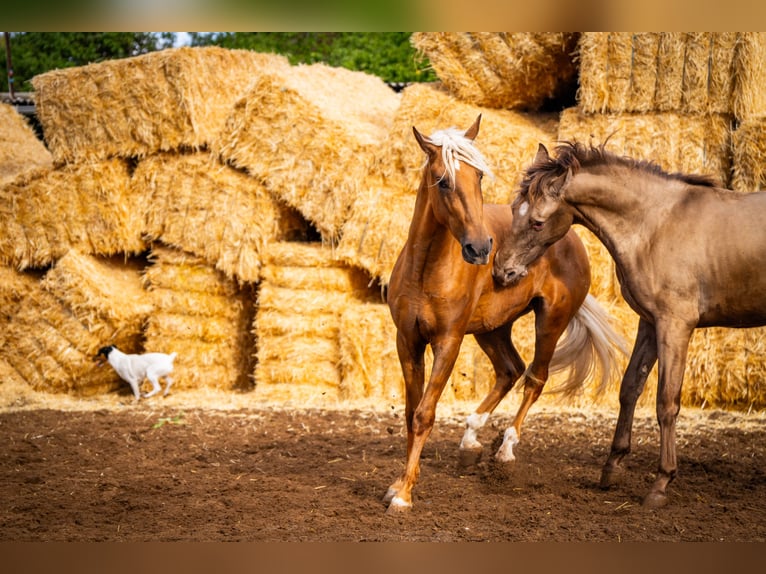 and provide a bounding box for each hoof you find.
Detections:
[382,486,397,505]
[458,447,483,470]
[385,496,412,514]
[642,490,668,509]
[599,466,622,489]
